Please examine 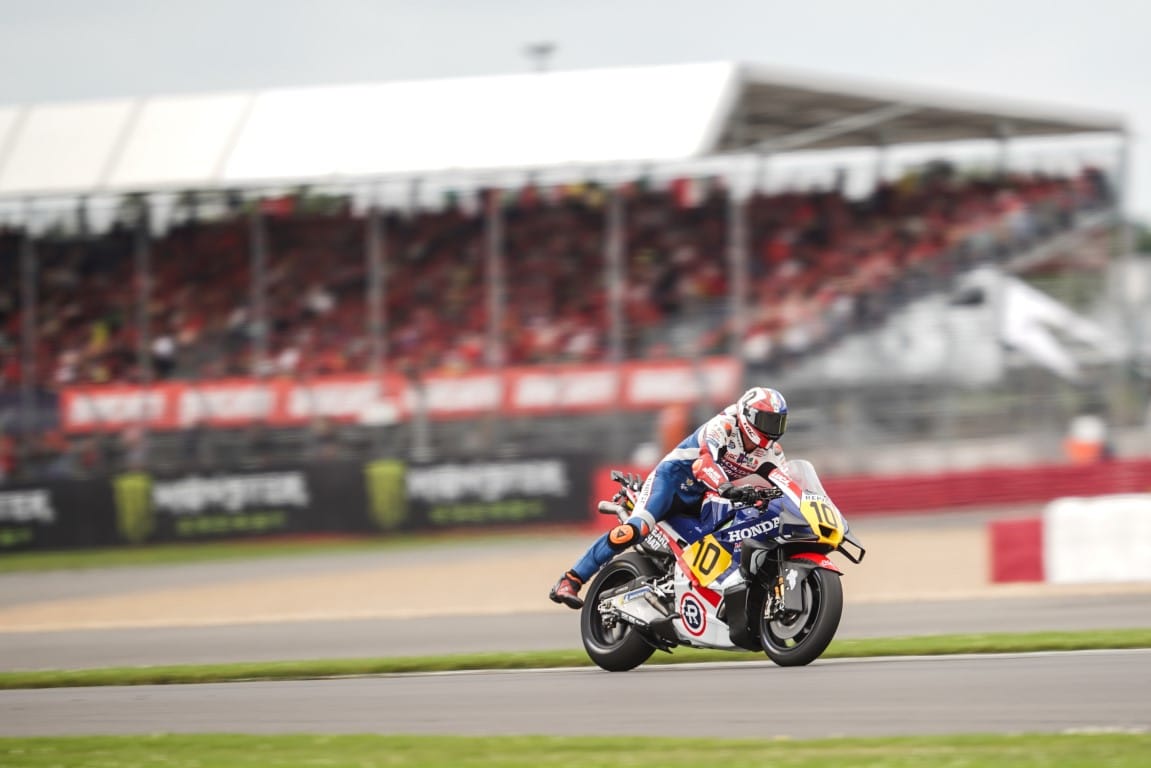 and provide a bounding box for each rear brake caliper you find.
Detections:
[597,604,620,630]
